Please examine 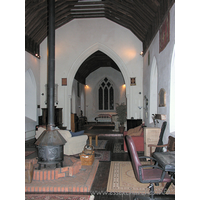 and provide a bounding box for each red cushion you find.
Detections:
[123,130,144,152]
